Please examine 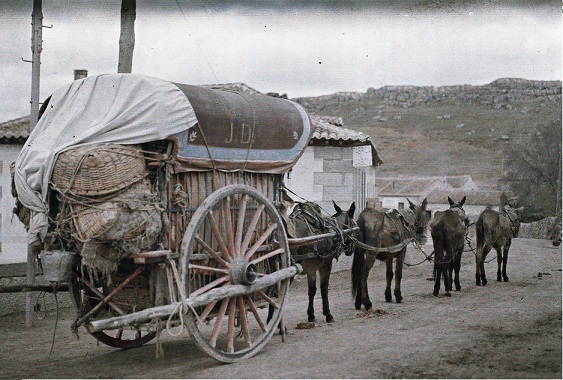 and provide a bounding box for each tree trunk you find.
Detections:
[118,0,136,73]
